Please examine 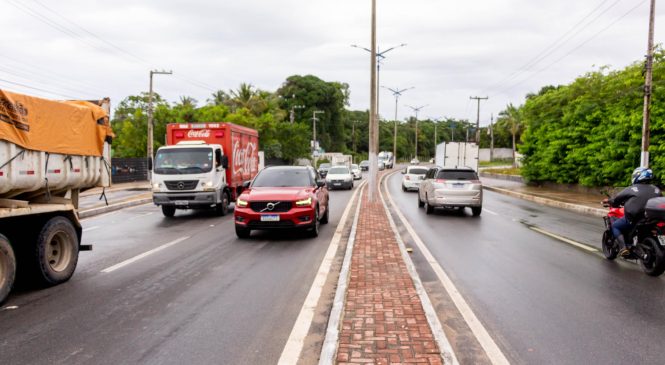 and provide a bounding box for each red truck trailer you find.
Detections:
[151,123,259,217]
